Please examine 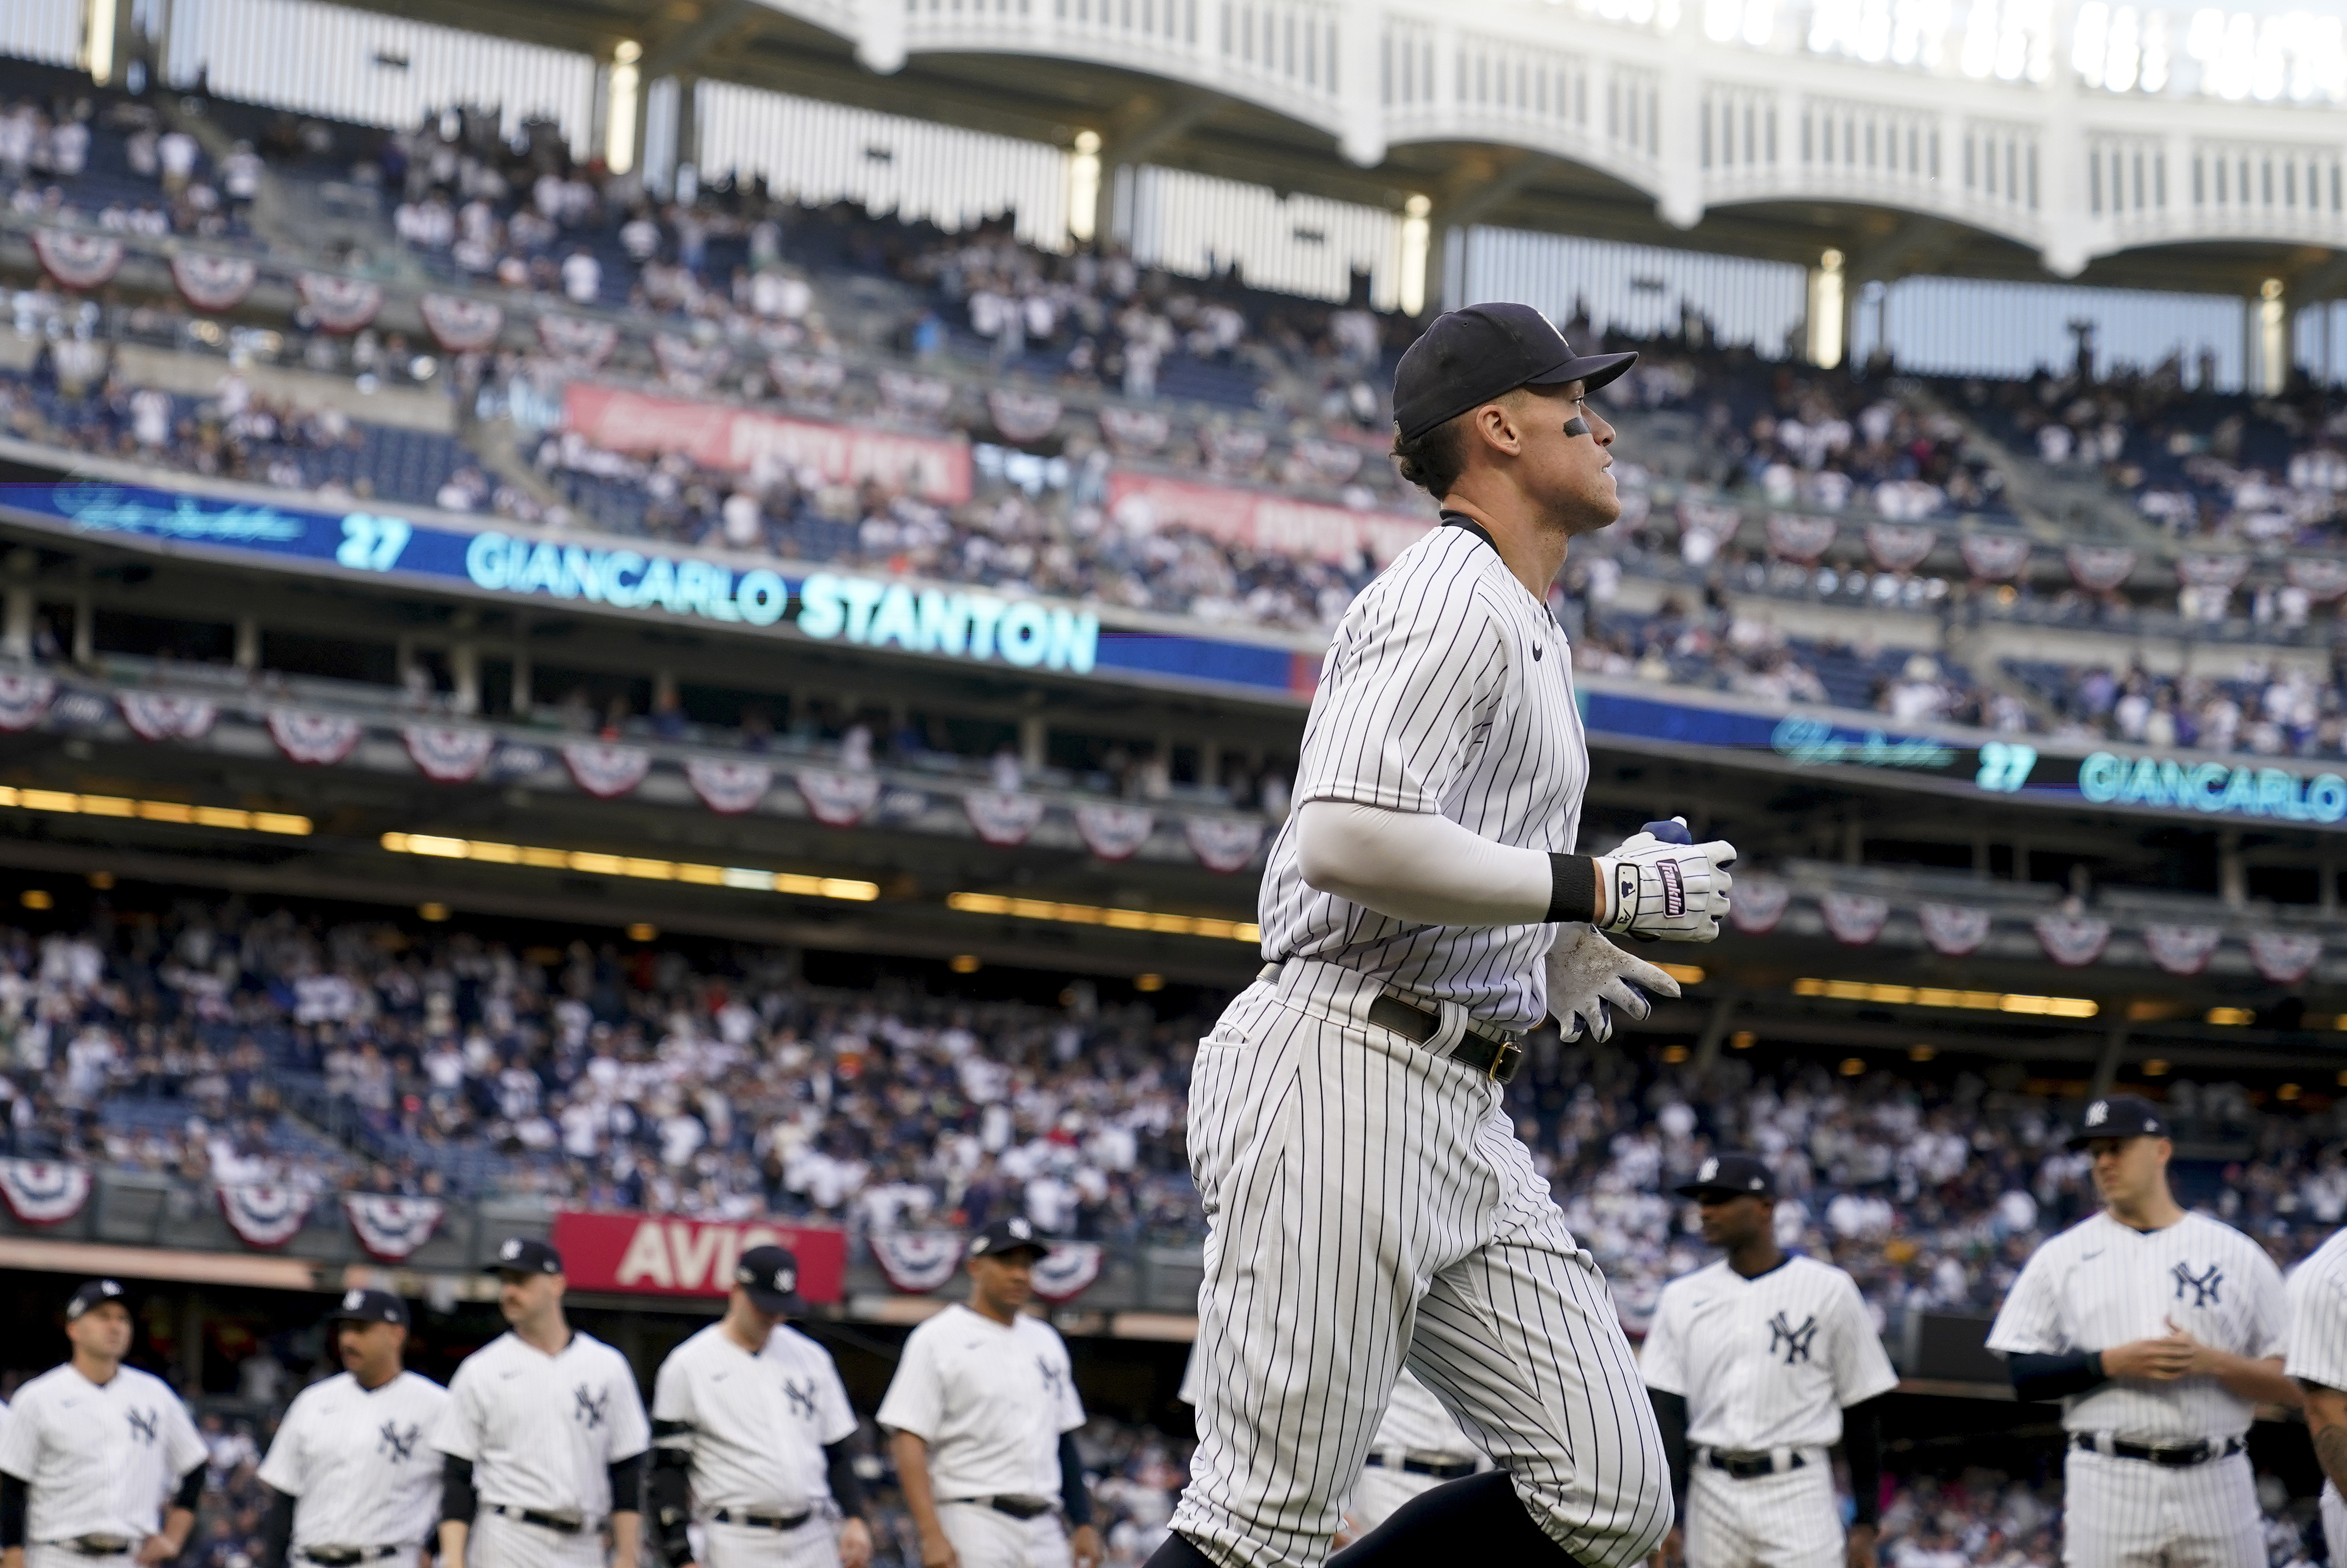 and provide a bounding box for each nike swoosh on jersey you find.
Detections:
[2081,1249,2104,1260]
